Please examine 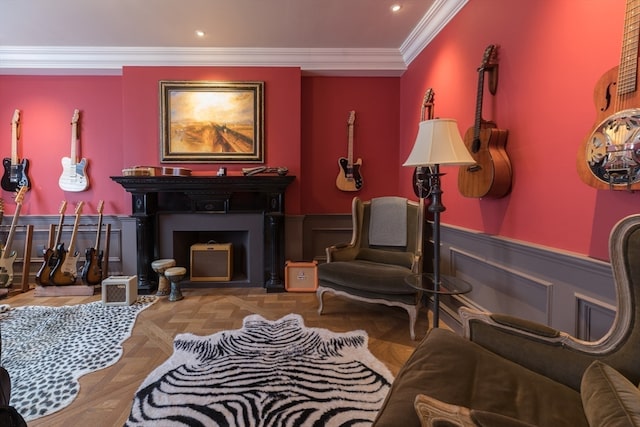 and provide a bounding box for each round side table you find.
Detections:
[404,273,472,328]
